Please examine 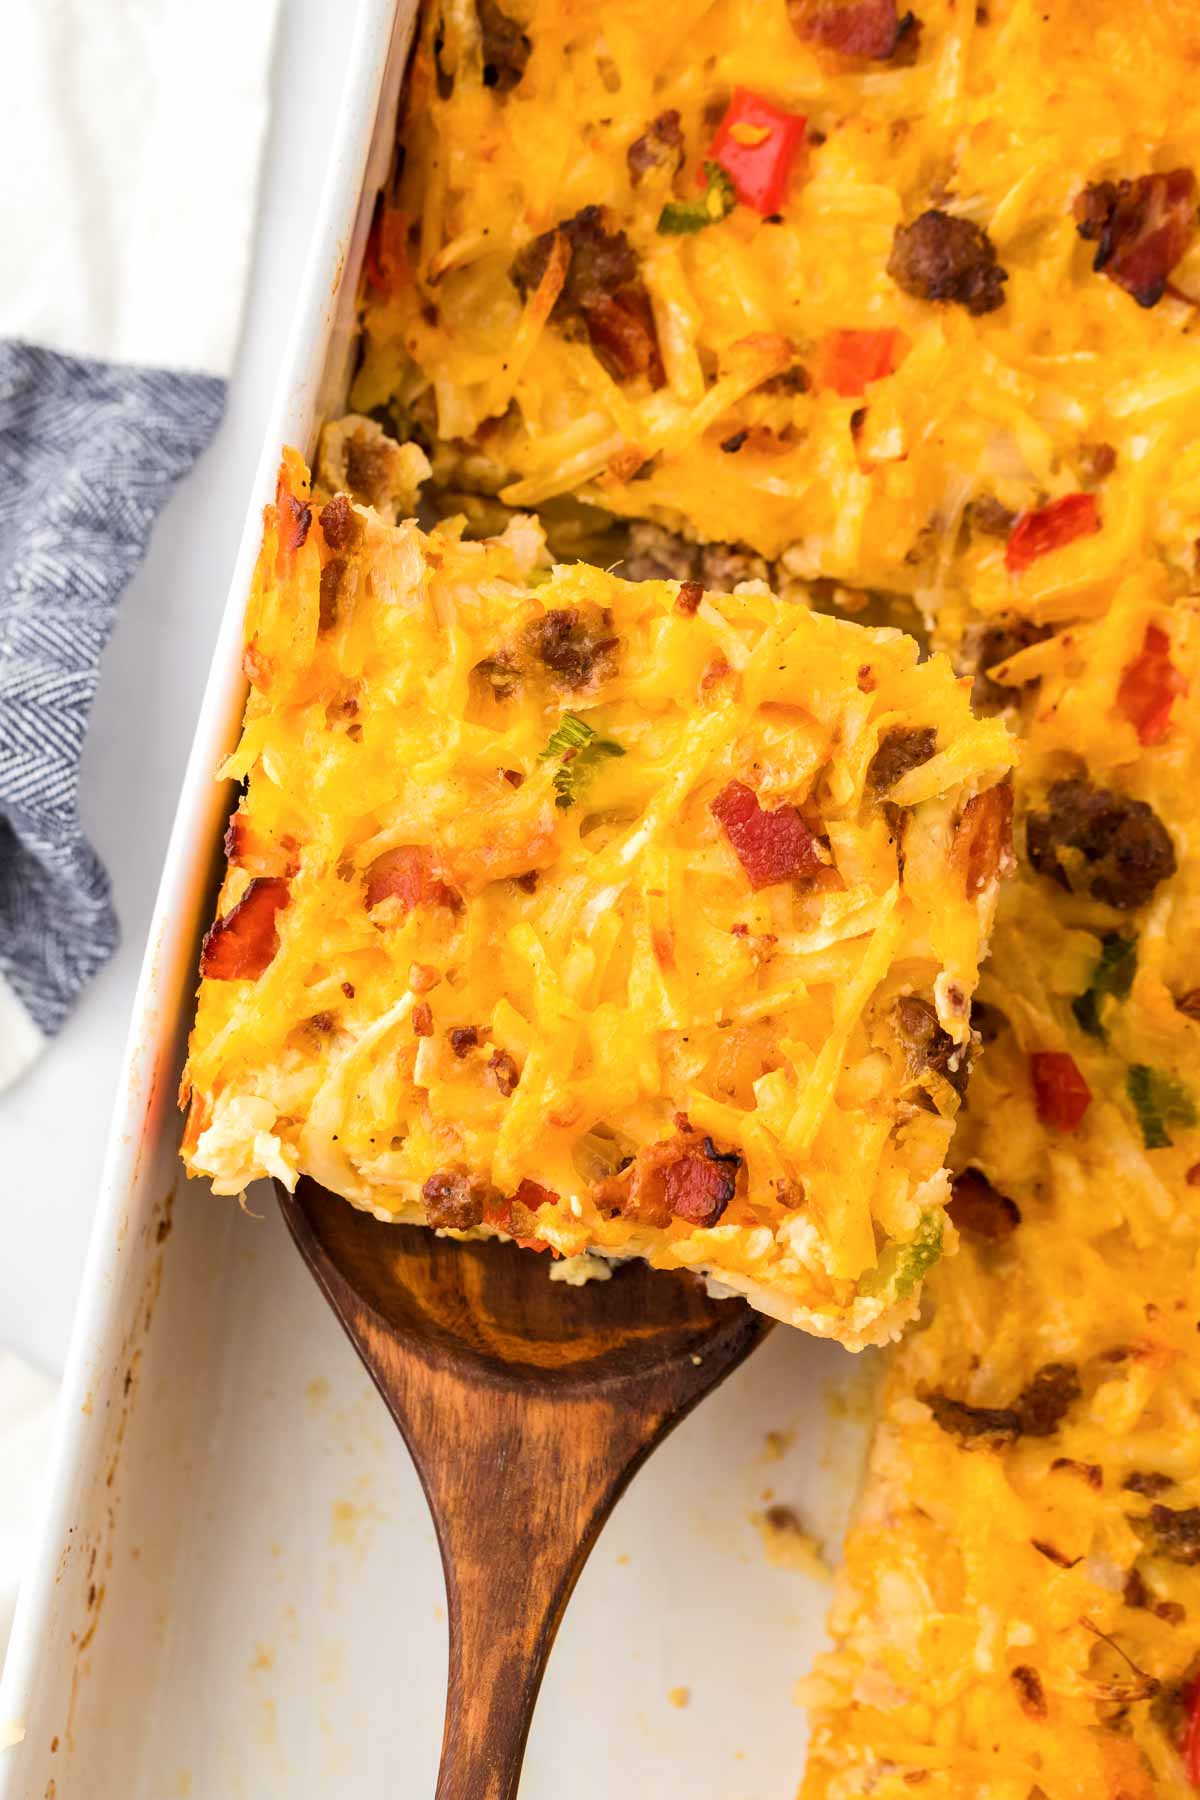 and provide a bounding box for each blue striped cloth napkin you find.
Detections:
[0,0,281,1089]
